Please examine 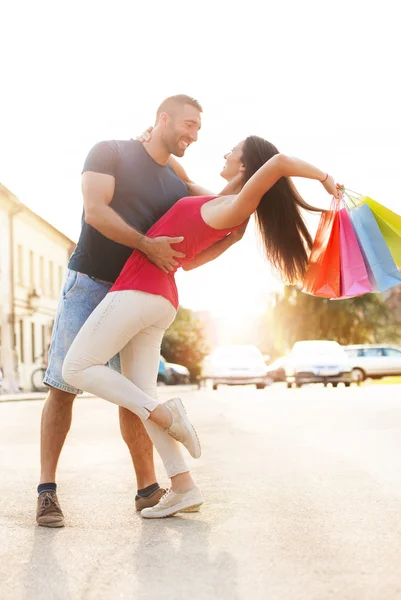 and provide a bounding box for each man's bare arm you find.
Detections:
[83,171,146,248]
[182,221,248,271]
[168,157,245,197]
[82,171,185,272]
